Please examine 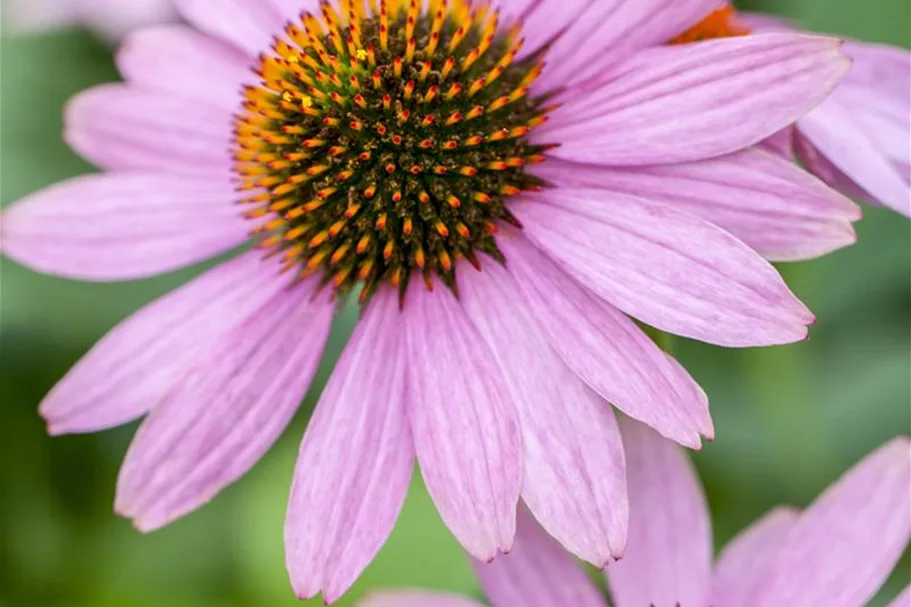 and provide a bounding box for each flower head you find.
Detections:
[0,0,860,602]
[363,426,911,607]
